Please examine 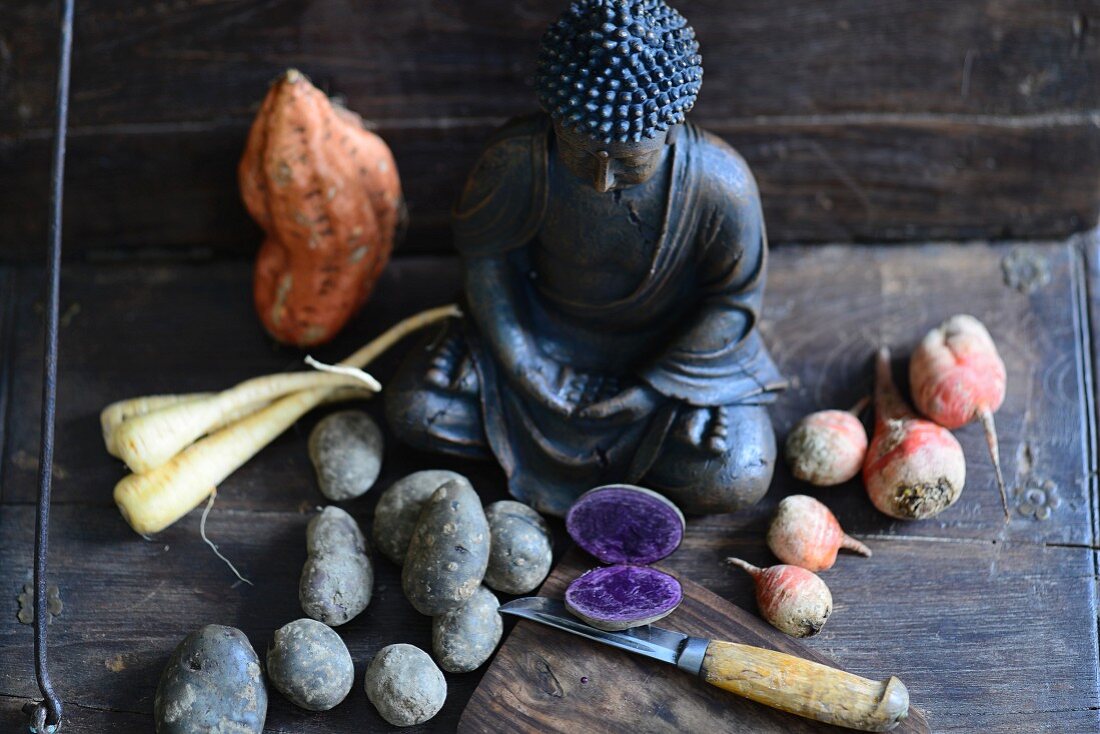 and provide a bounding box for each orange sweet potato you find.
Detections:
[239,69,404,347]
